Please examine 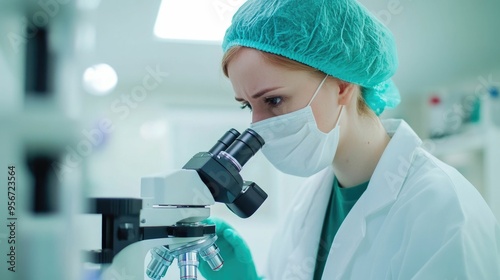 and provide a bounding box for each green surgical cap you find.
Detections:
[223,0,401,115]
